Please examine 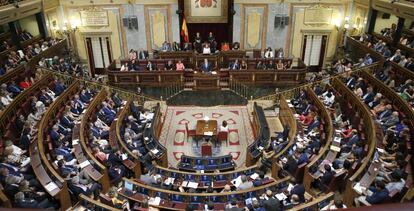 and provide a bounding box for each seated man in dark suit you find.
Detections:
[200,59,212,72]
[111,92,123,108]
[68,175,100,199]
[108,162,127,185]
[14,191,55,209]
[355,180,389,206]
[7,81,22,97]
[312,164,334,191]
[262,189,281,211]
[138,48,149,60]
[229,59,240,70]
[53,79,66,96]
[289,178,305,203]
